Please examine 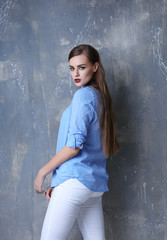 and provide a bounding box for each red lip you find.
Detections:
[74,79,81,83]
